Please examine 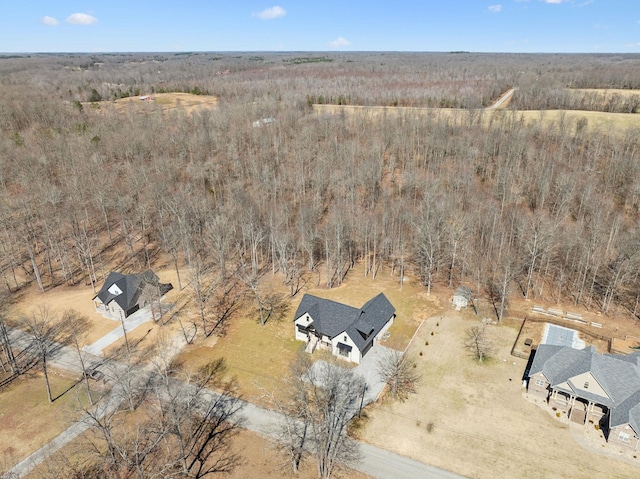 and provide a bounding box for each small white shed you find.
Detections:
[452,286,472,310]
